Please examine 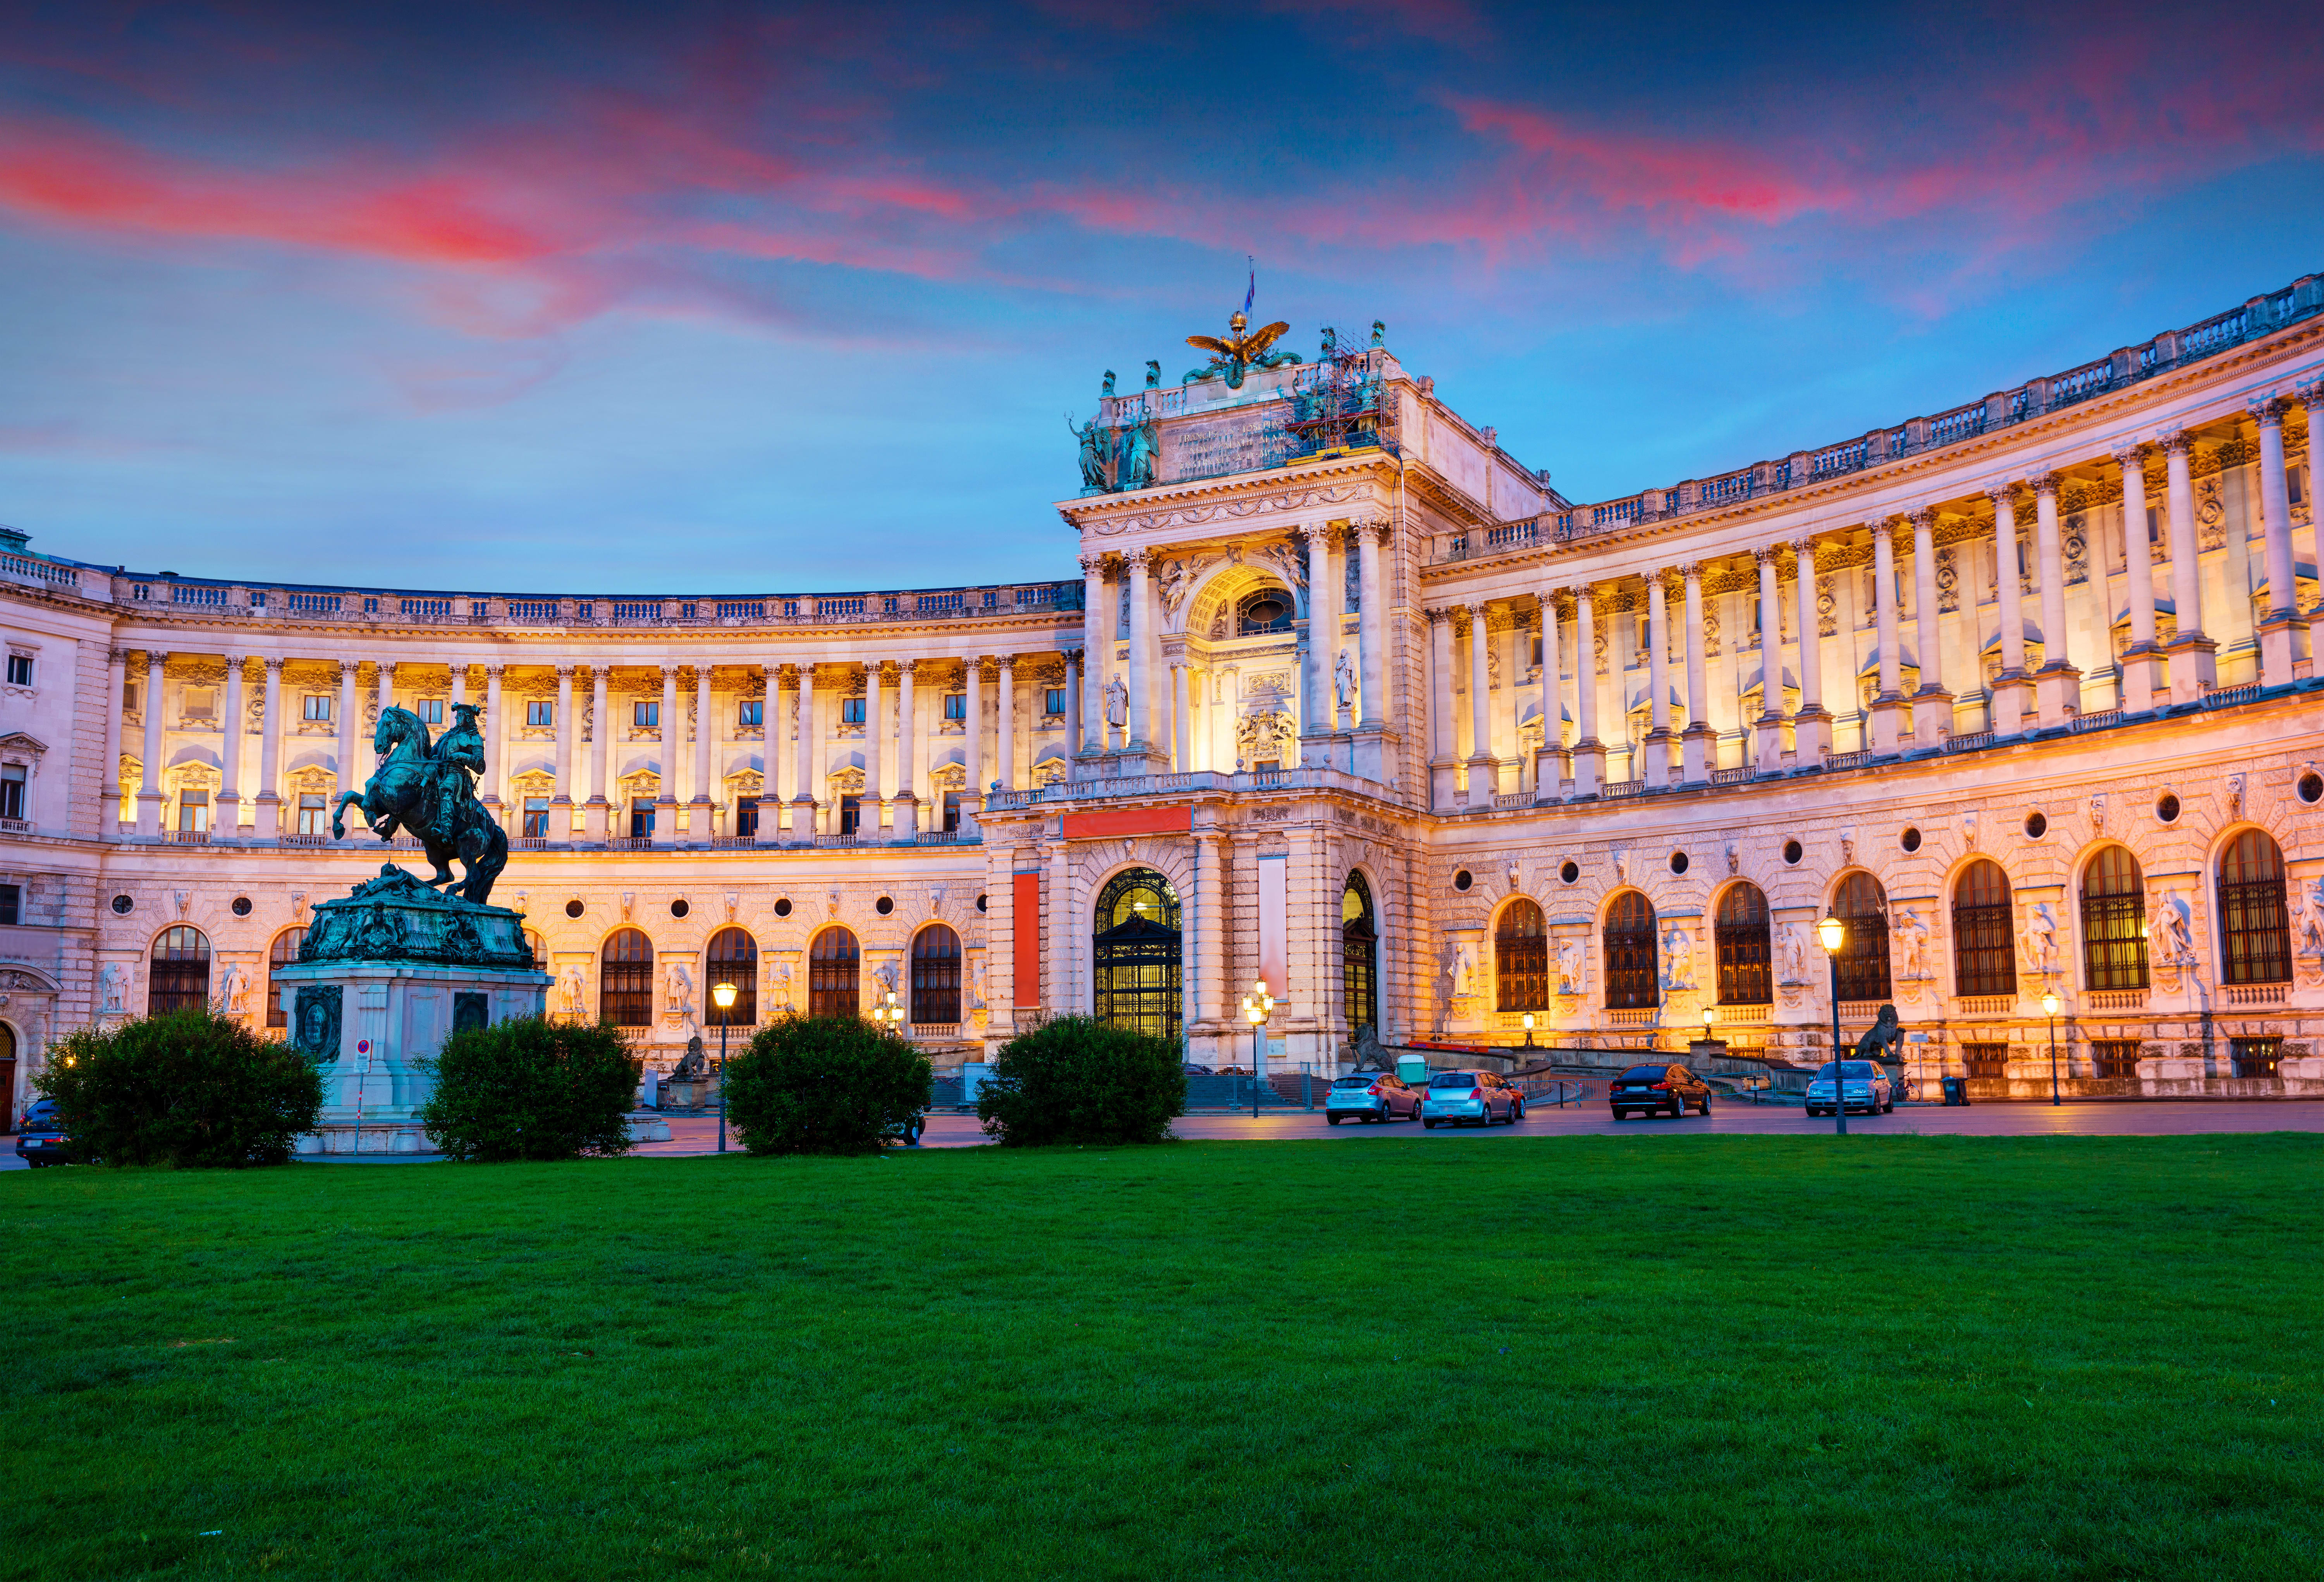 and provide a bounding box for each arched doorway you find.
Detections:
[601,929,653,1026]
[810,927,861,1018]
[149,926,211,1014]
[1714,883,1771,1005]
[2080,847,2148,991]
[1952,859,2015,997]
[1342,873,1378,1032]
[266,926,307,1028]
[1094,868,1180,1042]
[705,927,758,1027]
[1832,873,1891,1001]
[1495,897,1548,1011]
[911,924,962,1025]
[1603,892,1658,1009]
